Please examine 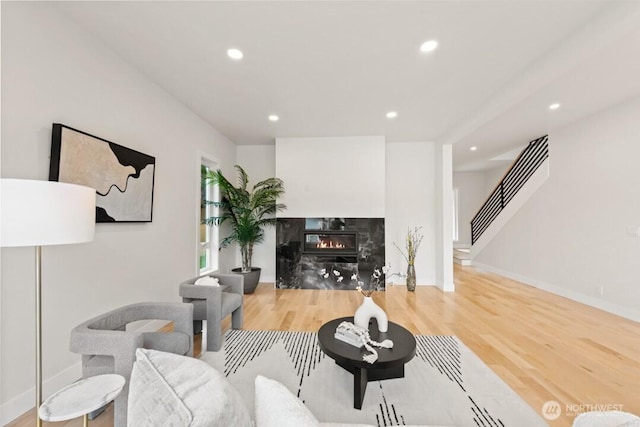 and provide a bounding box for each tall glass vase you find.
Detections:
[354,296,388,332]
[406,264,416,292]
